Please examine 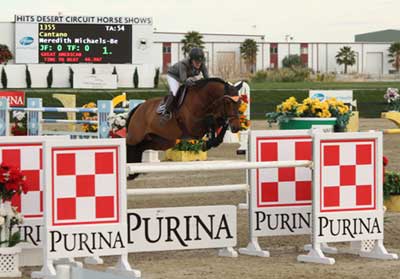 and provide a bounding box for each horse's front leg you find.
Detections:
[202,123,229,151]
